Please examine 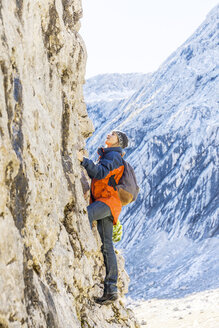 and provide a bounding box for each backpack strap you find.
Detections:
[108,174,117,191]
